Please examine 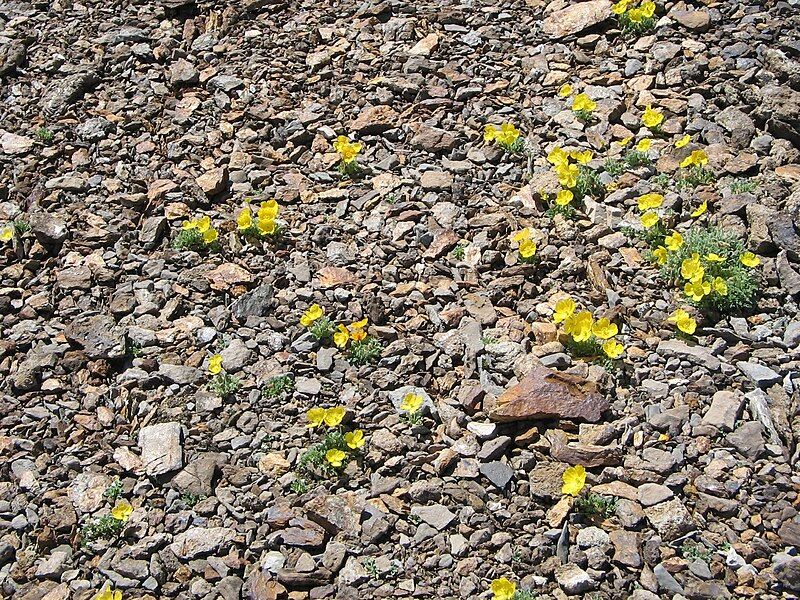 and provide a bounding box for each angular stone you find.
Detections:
[726,421,765,459]
[64,315,126,360]
[610,530,642,568]
[702,390,744,431]
[555,563,596,594]
[304,492,367,539]
[479,461,514,490]
[546,430,622,467]
[489,365,609,423]
[196,167,229,196]
[736,360,782,388]
[656,339,720,371]
[637,483,674,507]
[410,504,456,531]
[542,0,612,39]
[1,130,35,155]
[170,526,237,559]
[529,461,570,501]
[349,105,399,135]
[138,422,184,476]
[644,498,694,541]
